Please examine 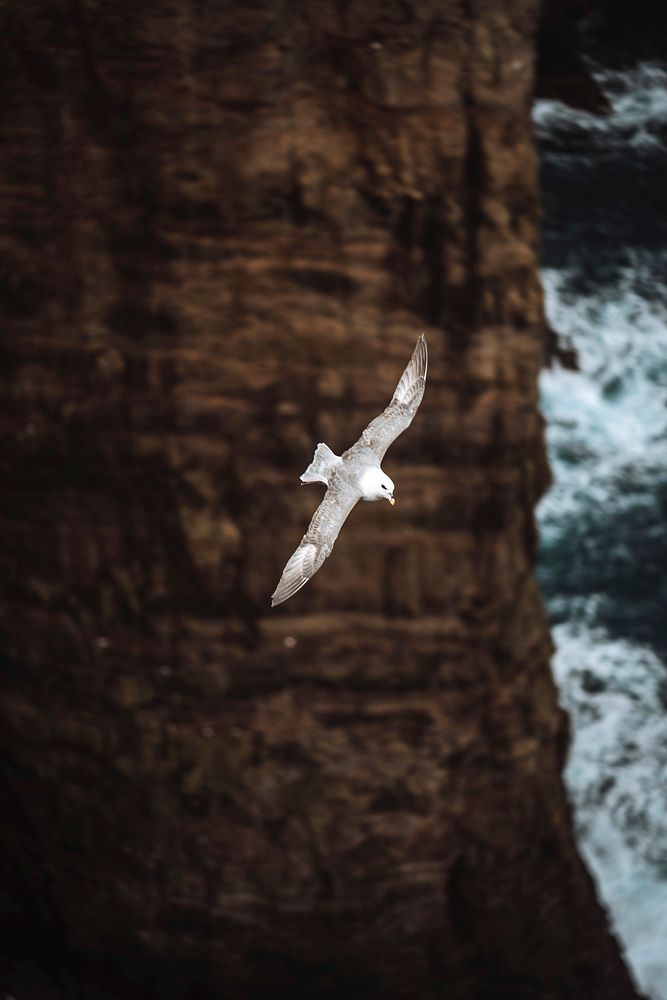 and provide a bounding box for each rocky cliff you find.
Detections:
[0,2,638,998]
